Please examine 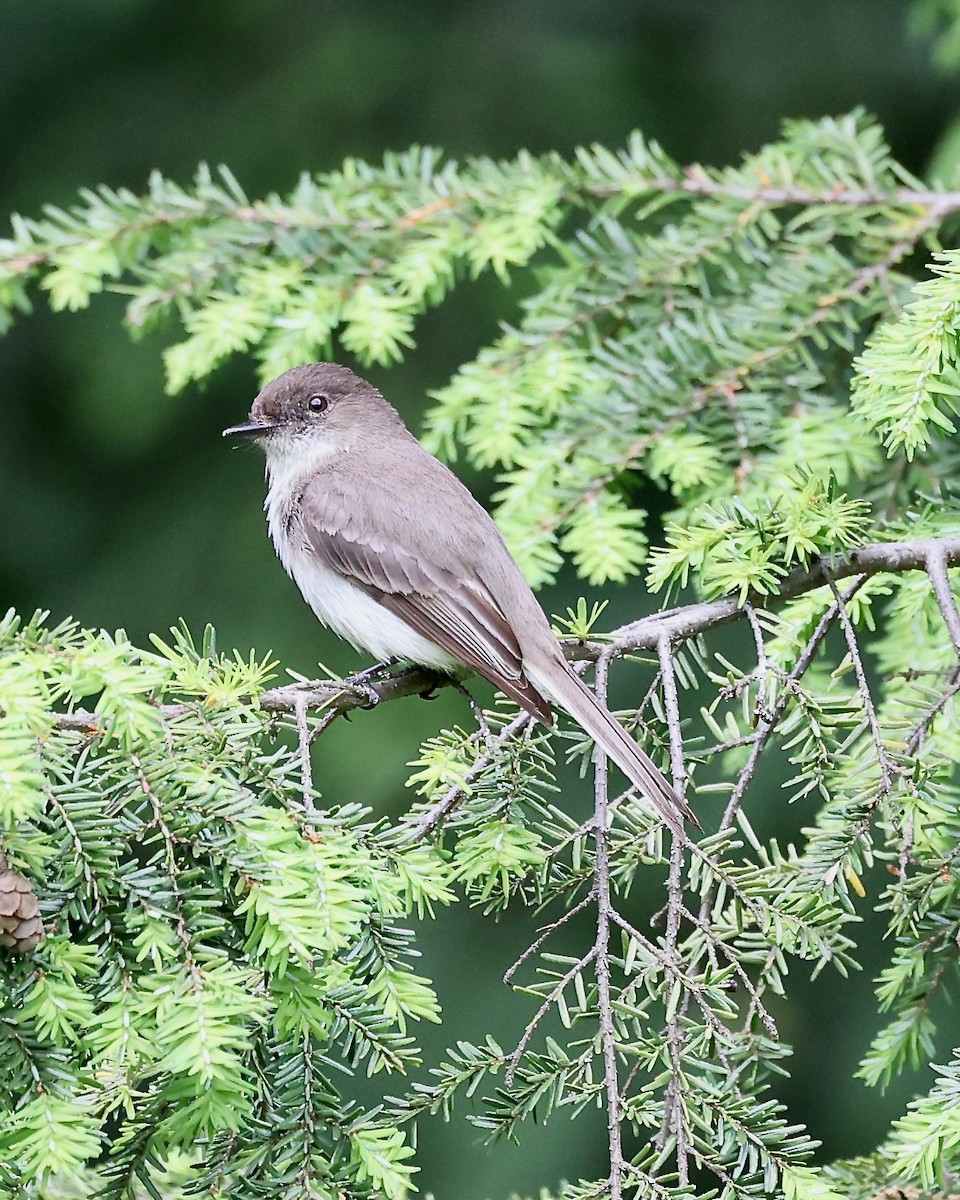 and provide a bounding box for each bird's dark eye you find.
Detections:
[308,393,329,414]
